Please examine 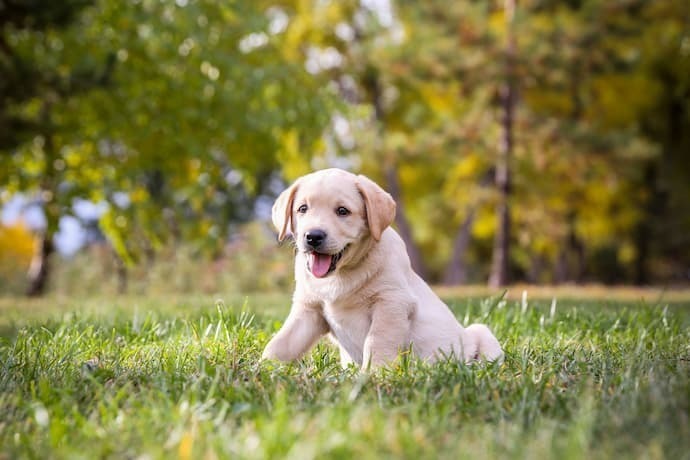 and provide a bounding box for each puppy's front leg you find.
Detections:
[362,302,413,369]
[262,303,328,362]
